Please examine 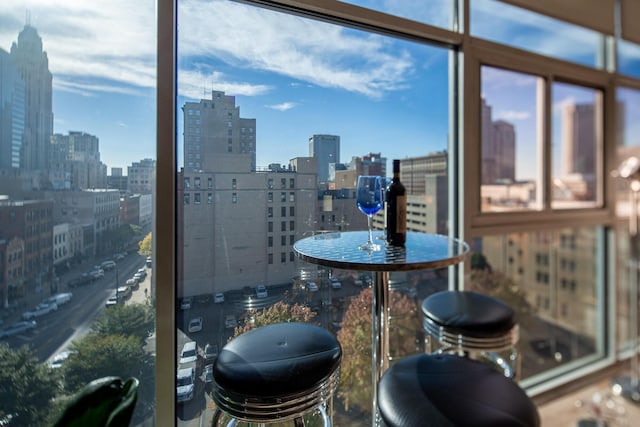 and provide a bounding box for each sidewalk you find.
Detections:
[127,272,151,306]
